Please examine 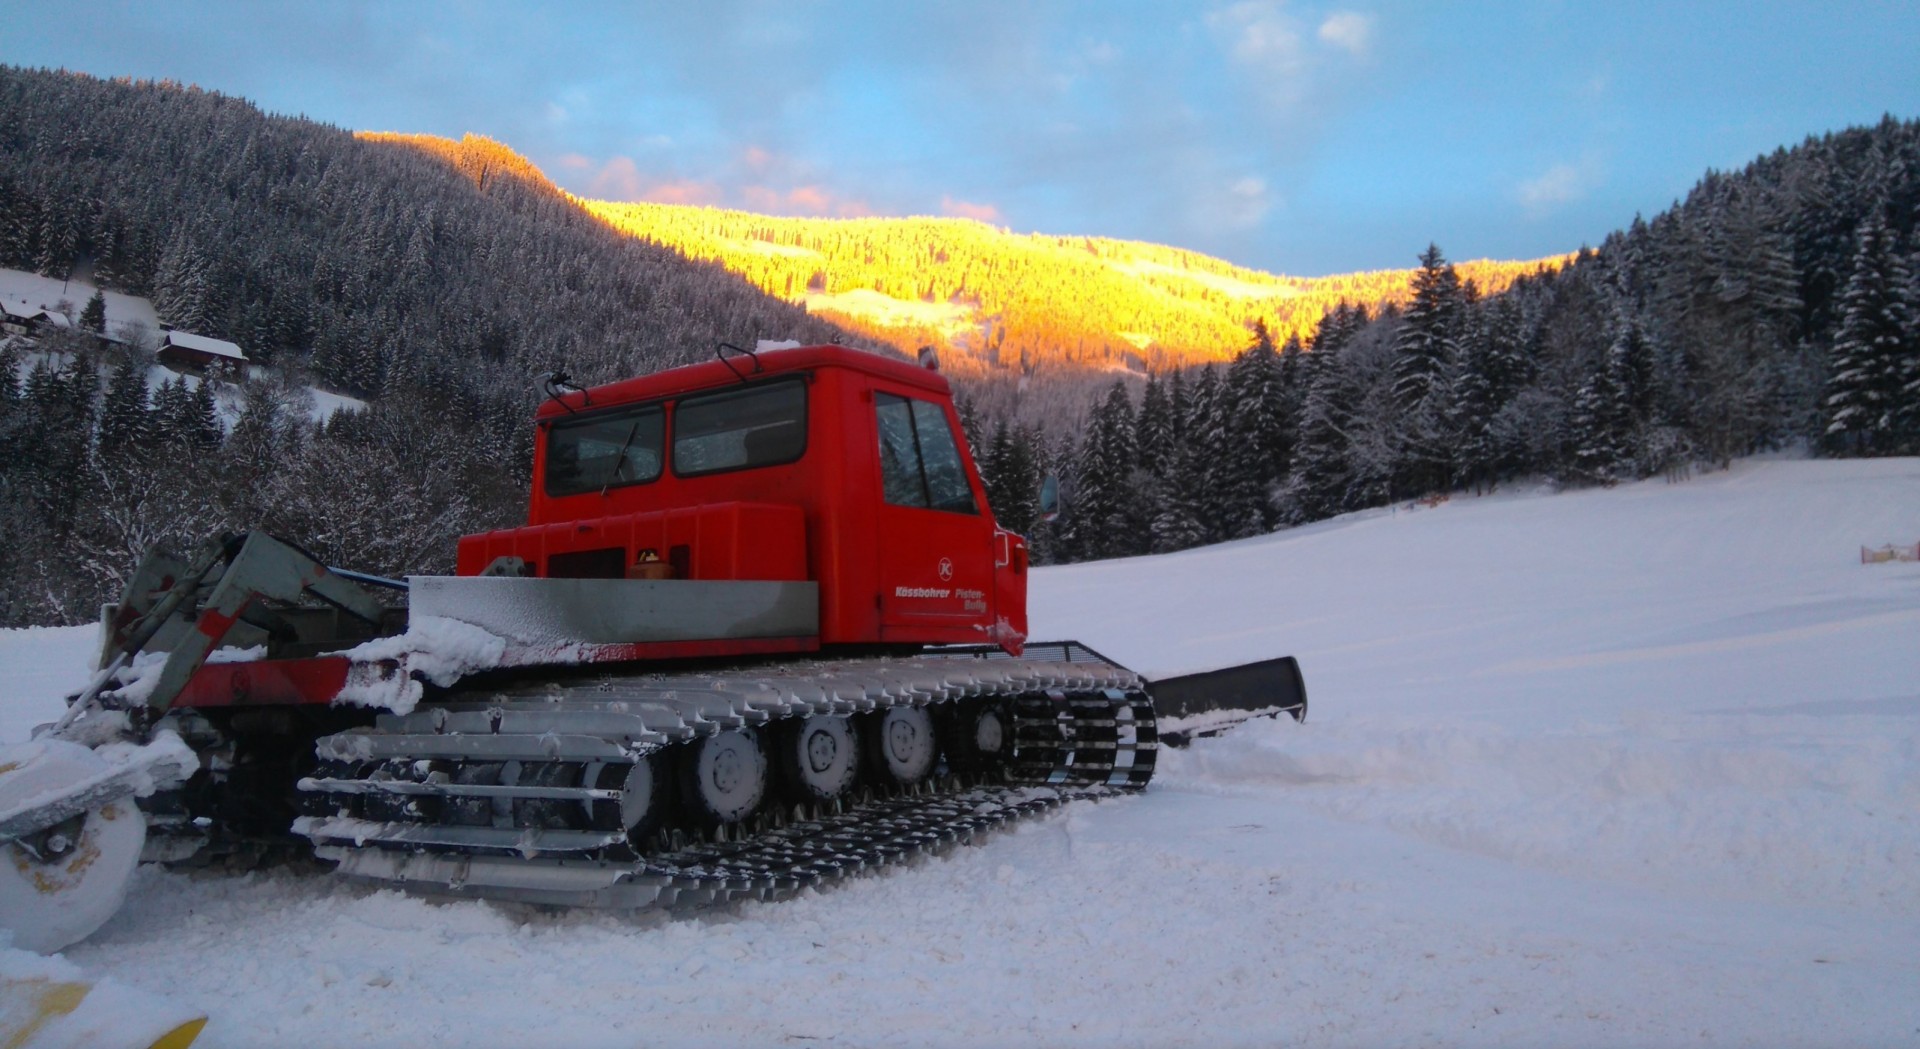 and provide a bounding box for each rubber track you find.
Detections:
[591,784,1120,909]
[298,657,1156,909]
